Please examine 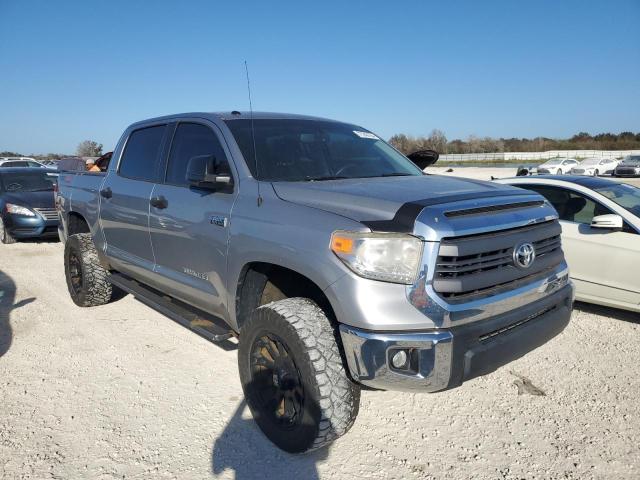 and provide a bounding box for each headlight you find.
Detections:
[5,203,36,217]
[330,231,423,284]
